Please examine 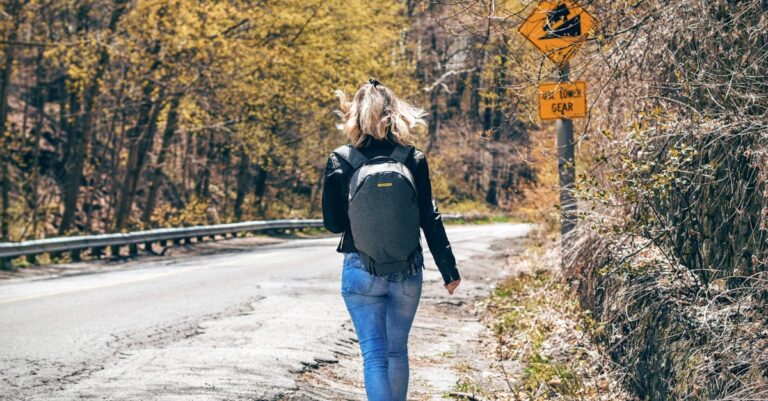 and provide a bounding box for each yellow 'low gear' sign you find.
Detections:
[519,1,597,64]
[539,81,587,120]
